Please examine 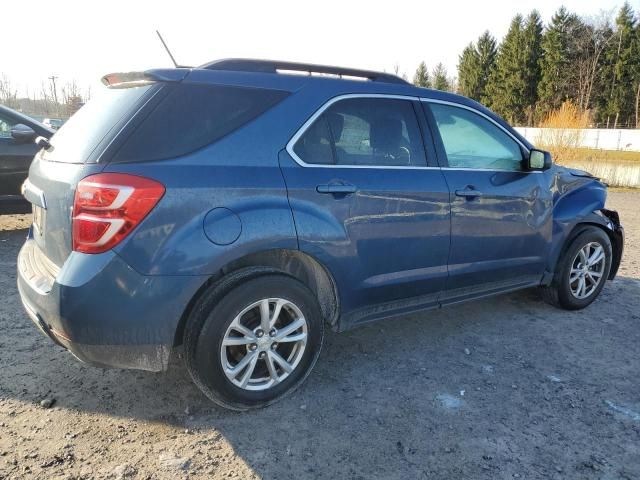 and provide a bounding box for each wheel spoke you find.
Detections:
[270,299,286,327]
[266,352,279,382]
[570,269,582,283]
[270,350,293,373]
[277,332,307,343]
[578,248,588,267]
[226,351,256,378]
[231,322,255,339]
[586,271,602,286]
[588,246,604,266]
[275,318,305,341]
[259,299,271,332]
[238,354,259,388]
[578,277,586,297]
[223,336,254,346]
